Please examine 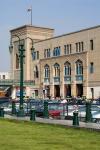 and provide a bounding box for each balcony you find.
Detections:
[54,76,60,84]
[44,77,50,85]
[64,76,71,84]
[76,75,83,83]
